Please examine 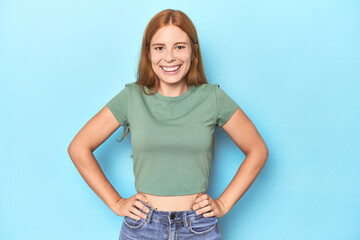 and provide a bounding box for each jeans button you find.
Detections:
[170,213,176,220]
